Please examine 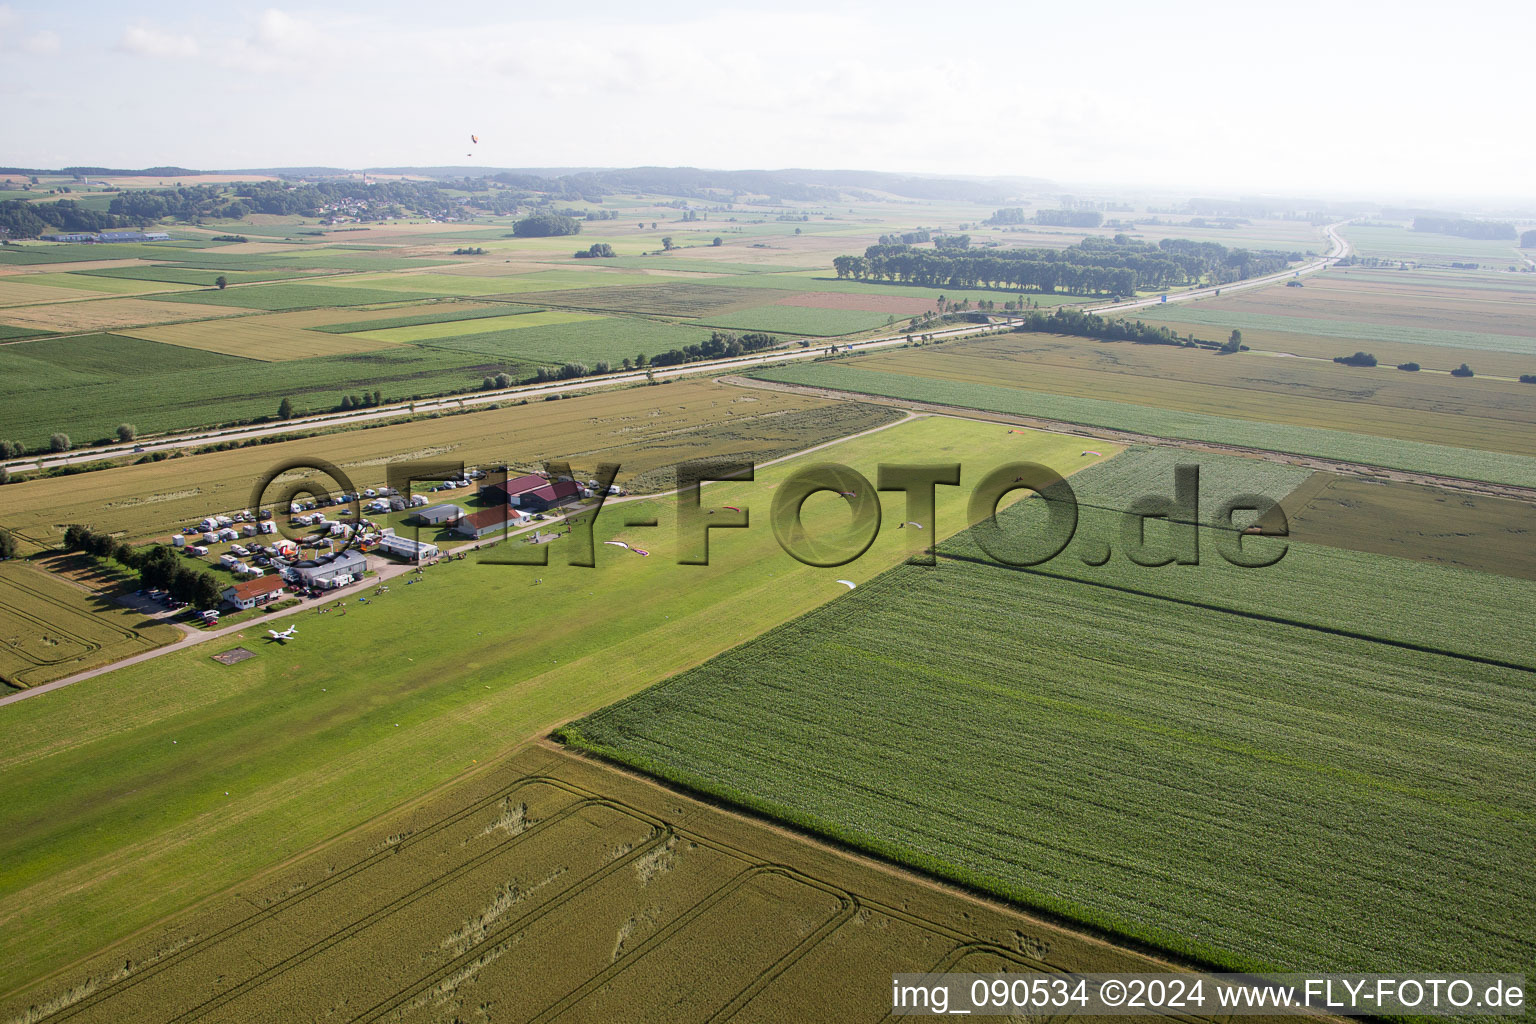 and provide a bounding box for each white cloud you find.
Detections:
[117,25,201,58]
[23,30,59,55]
